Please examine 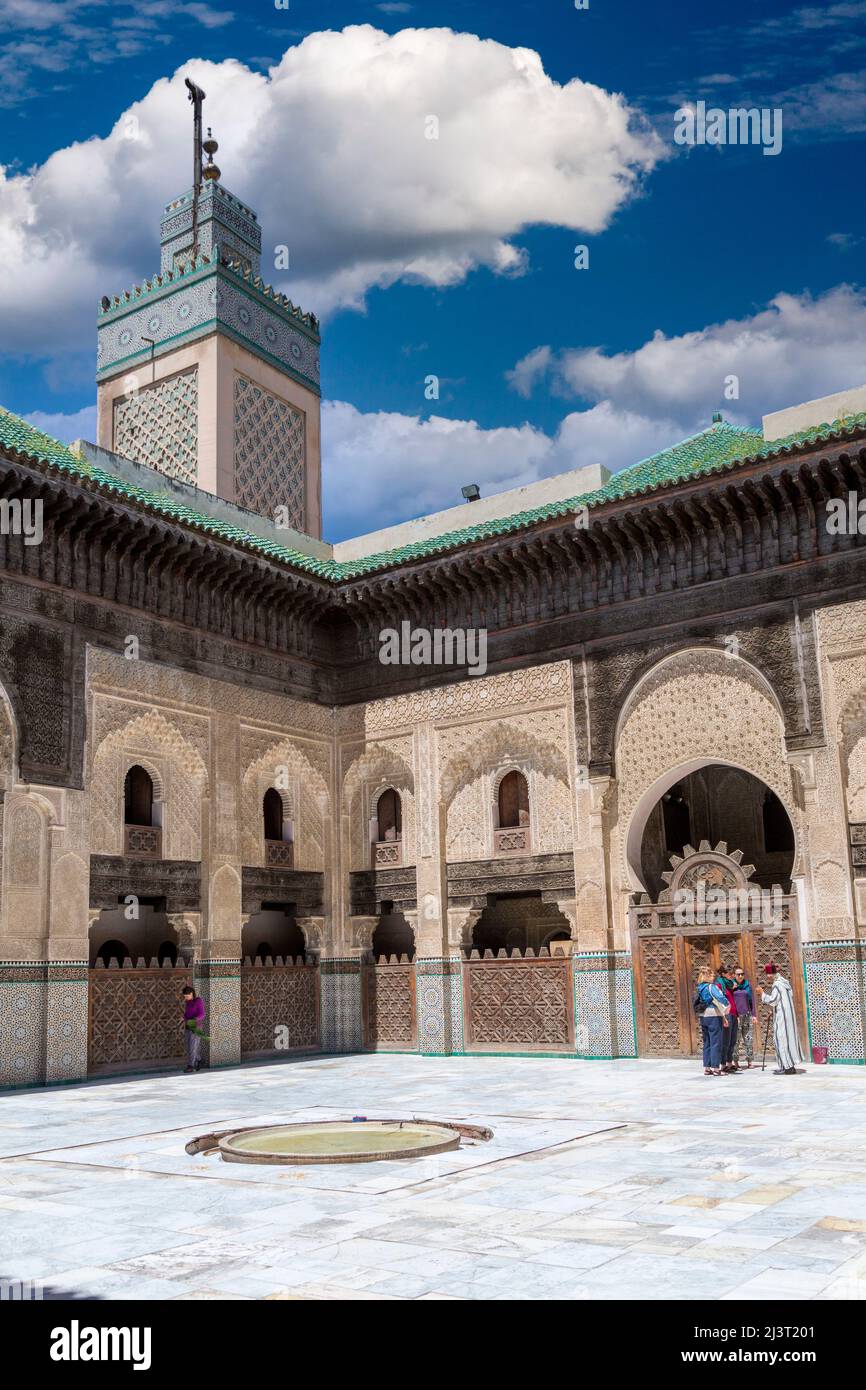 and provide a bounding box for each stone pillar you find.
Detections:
[194,950,241,1067]
[415,902,472,1056]
[568,754,636,1055]
[44,957,89,1085]
[572,951,637,1059]
[412,740,465,1055]
[0,787,90,1088]
[320,948,365,1053]
[0,960,47,1087]
[44,789,90,1084]
[198,713,243,1067]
